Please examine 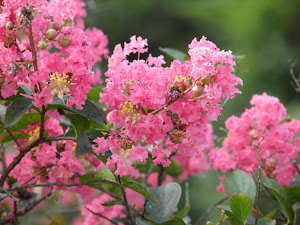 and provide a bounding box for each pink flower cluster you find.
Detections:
[210,93,300,185]
[0,0,109,109]
[95,36,242,177]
